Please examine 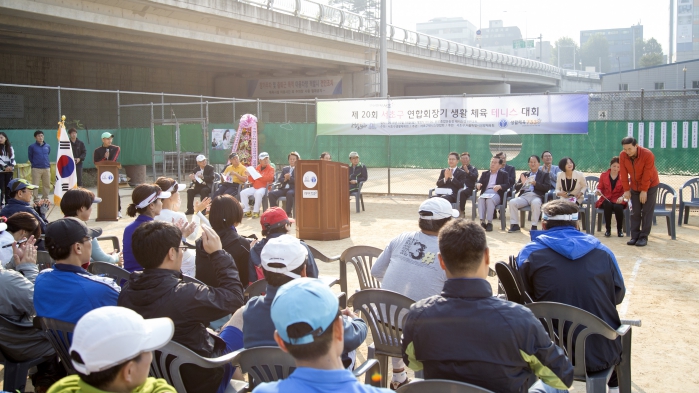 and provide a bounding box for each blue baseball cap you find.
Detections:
[271,278,339,345]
